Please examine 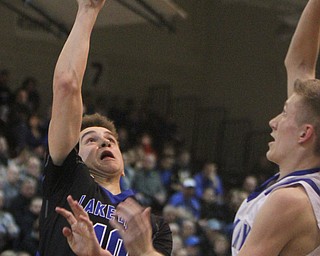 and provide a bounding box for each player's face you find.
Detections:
[267,93,303,166]
[78,126,124,178]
